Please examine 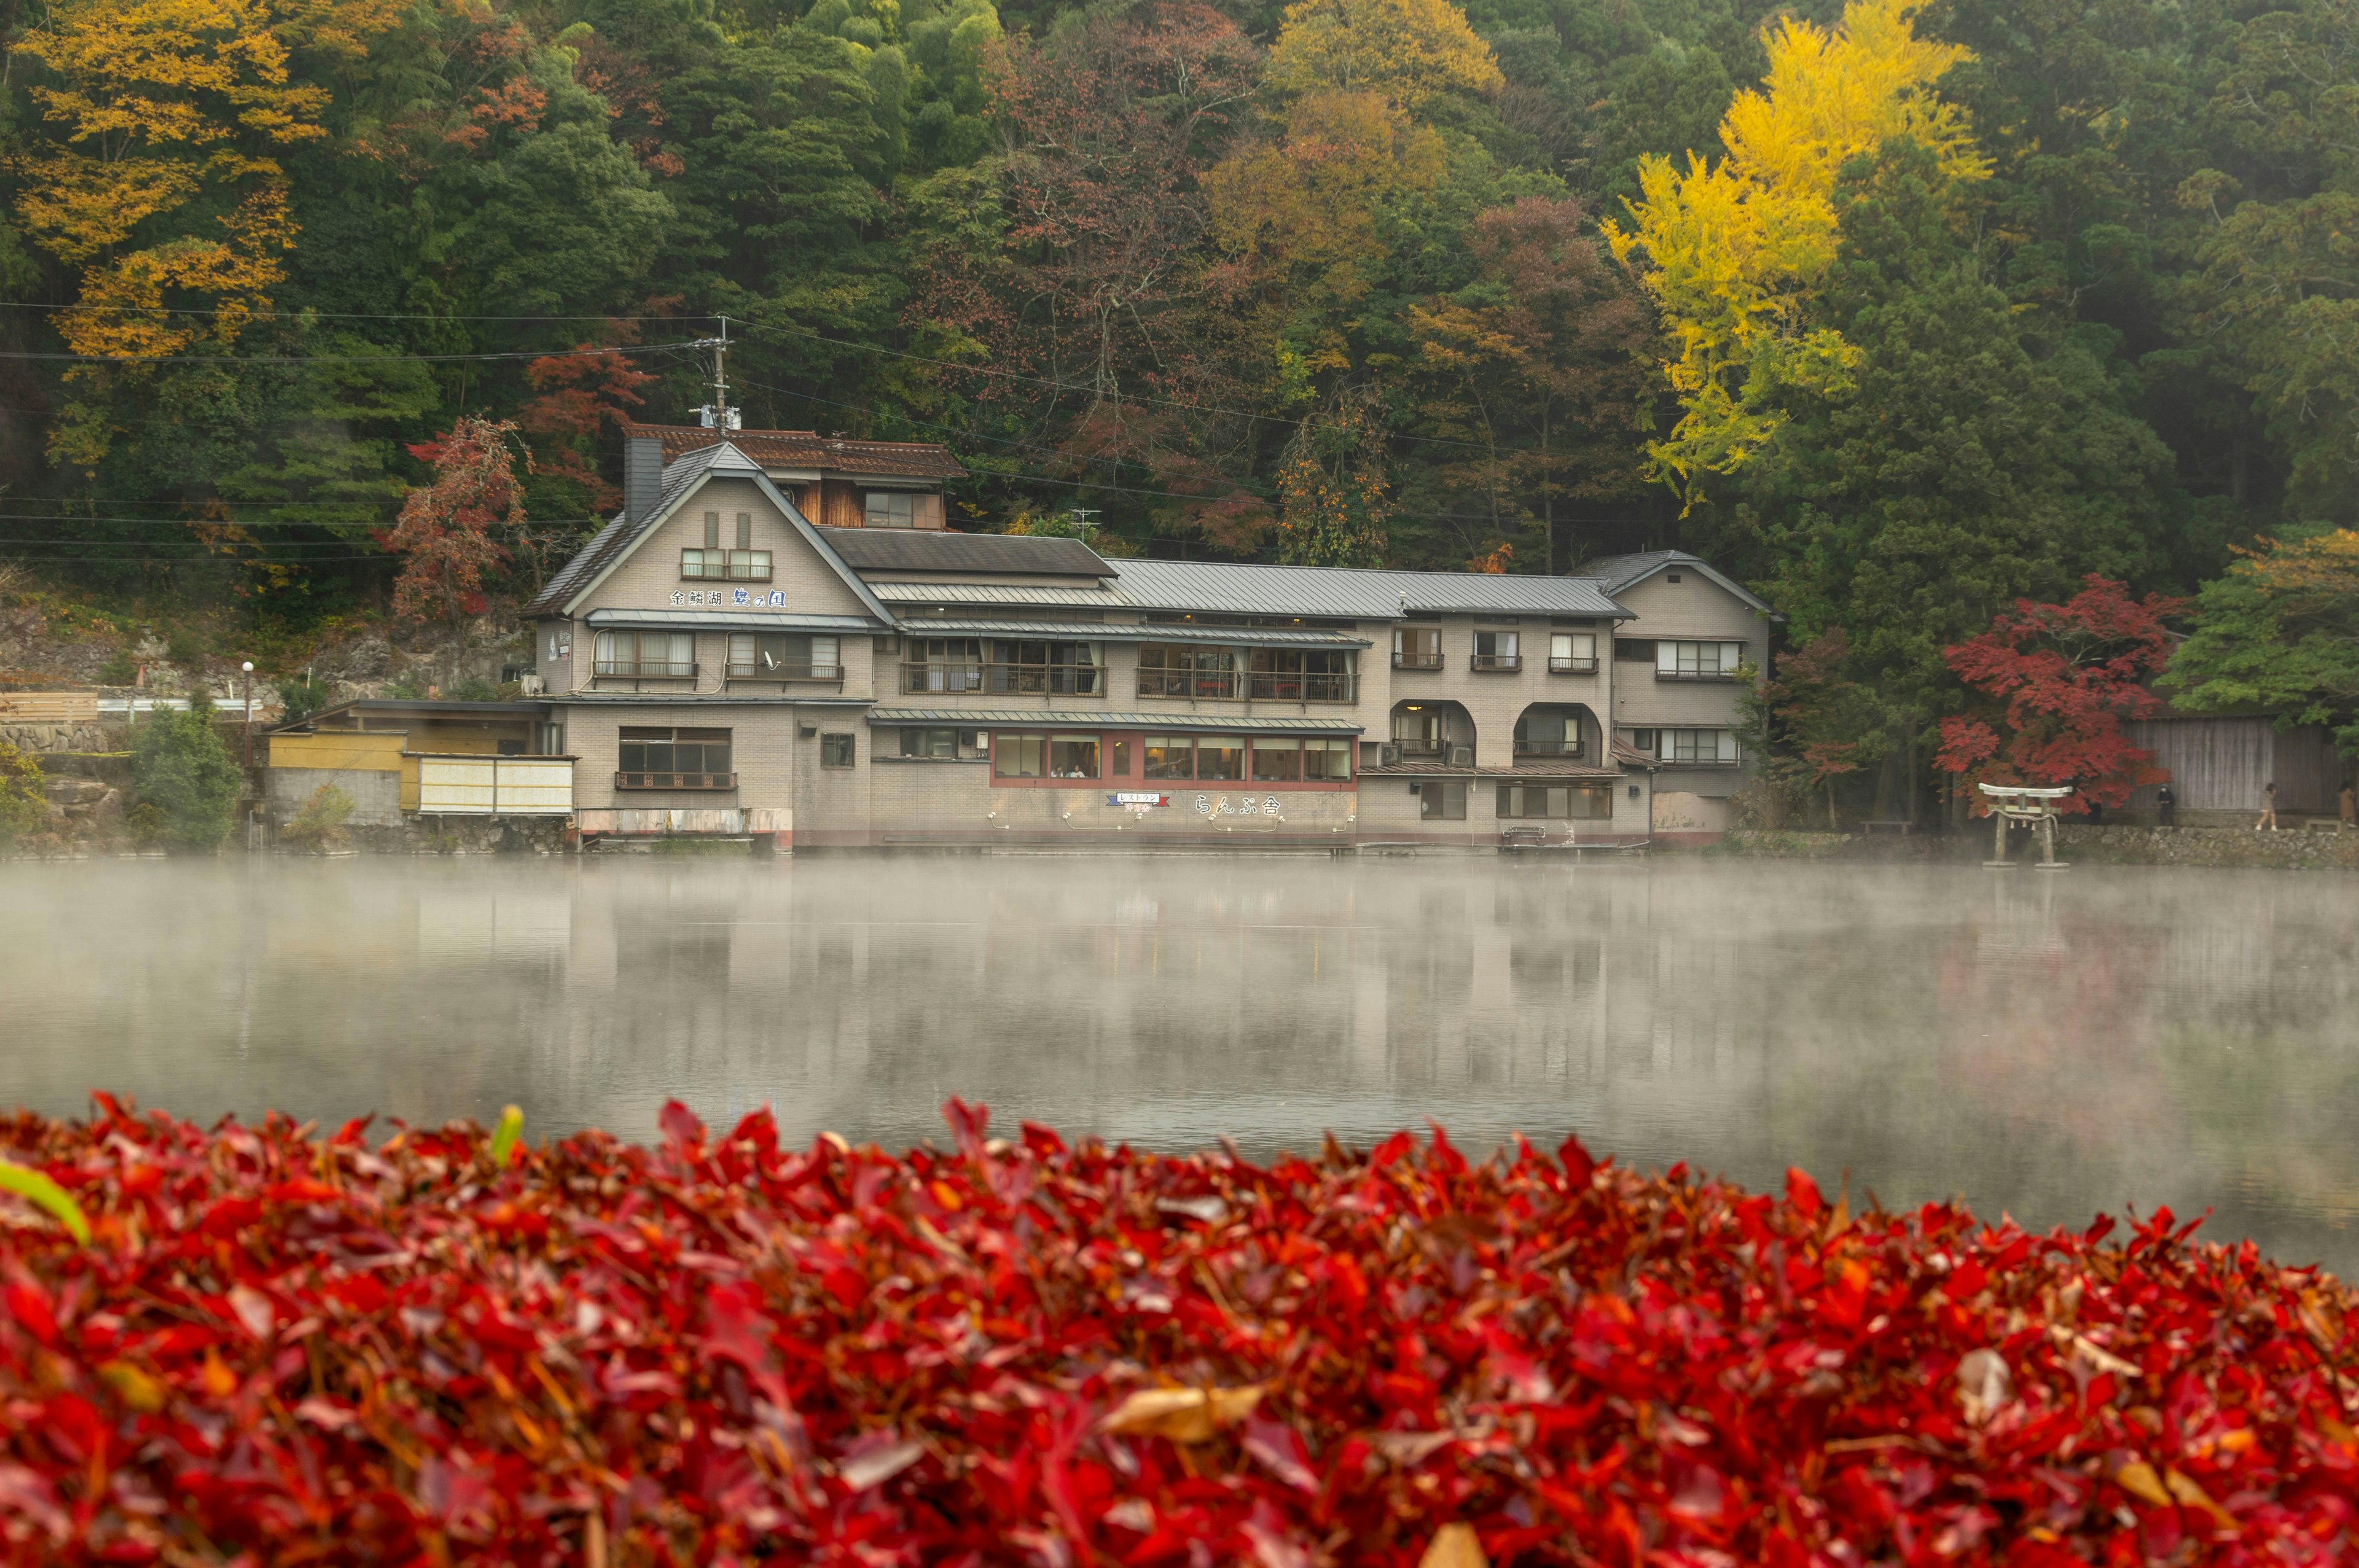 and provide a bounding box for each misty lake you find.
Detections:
[4,854,2357,1274]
